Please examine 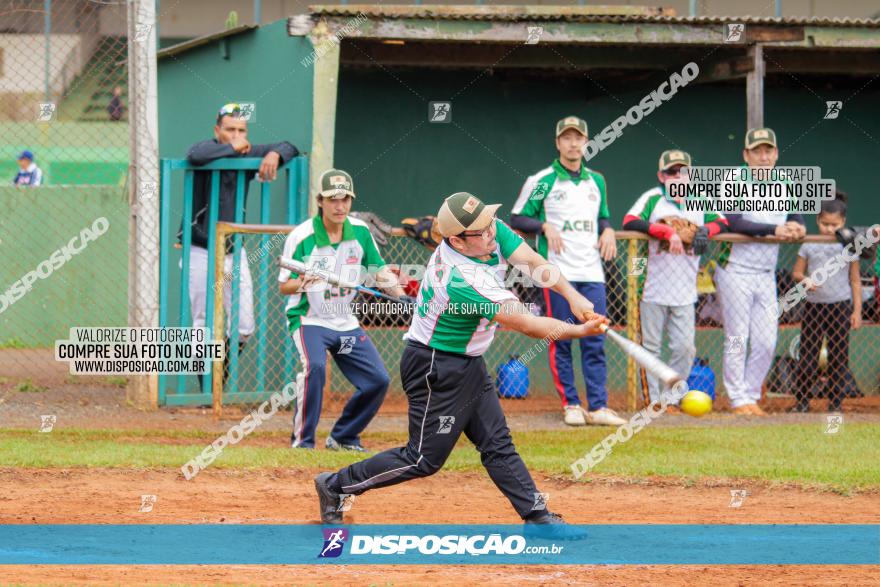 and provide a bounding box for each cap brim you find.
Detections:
[661,161,689,171]
[319,189,356,199]
[746,140,776,149]
[469,203,502,231]
[556,125,587,137]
